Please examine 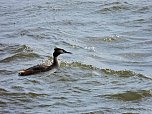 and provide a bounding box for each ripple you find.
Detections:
[0,90,47,98]
[57,76,77,82]
[48,20,85,26]
[97,2,130,14]
[85,35,127,44]
[120,18,150,28]
[73,86,91,93]
[52,96,67,100]
[11,85,24,91]
[118,52,152,60]
[83,110,104,114]
[0,69,14,75]
[0,87,8,92]
[6,27,49,40]
[133,5,152,14]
